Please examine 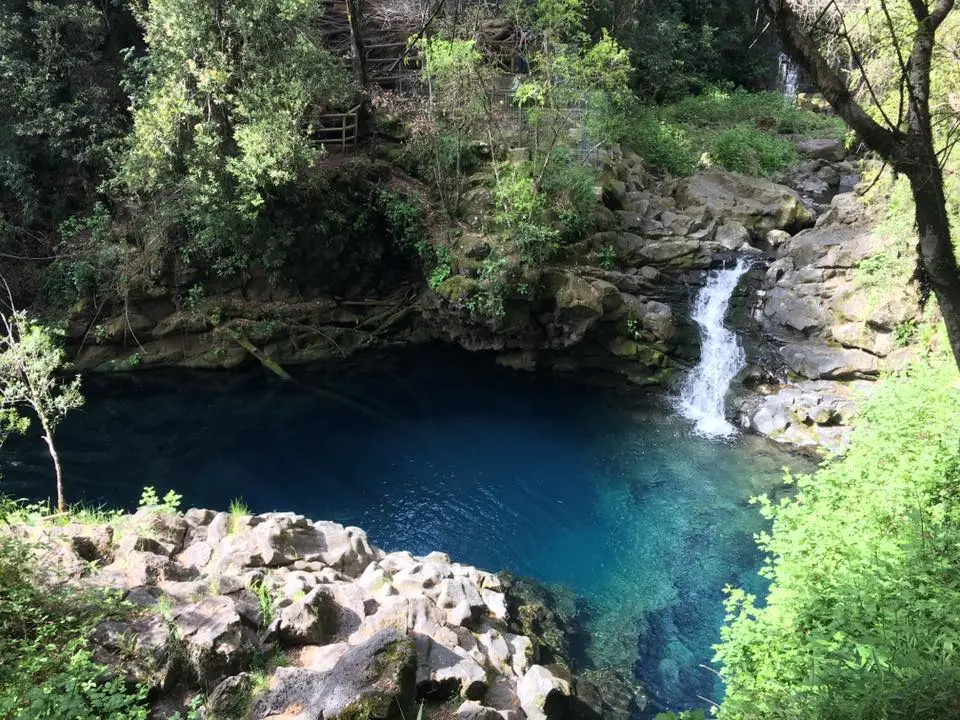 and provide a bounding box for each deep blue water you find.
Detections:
[0,347,810,715]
